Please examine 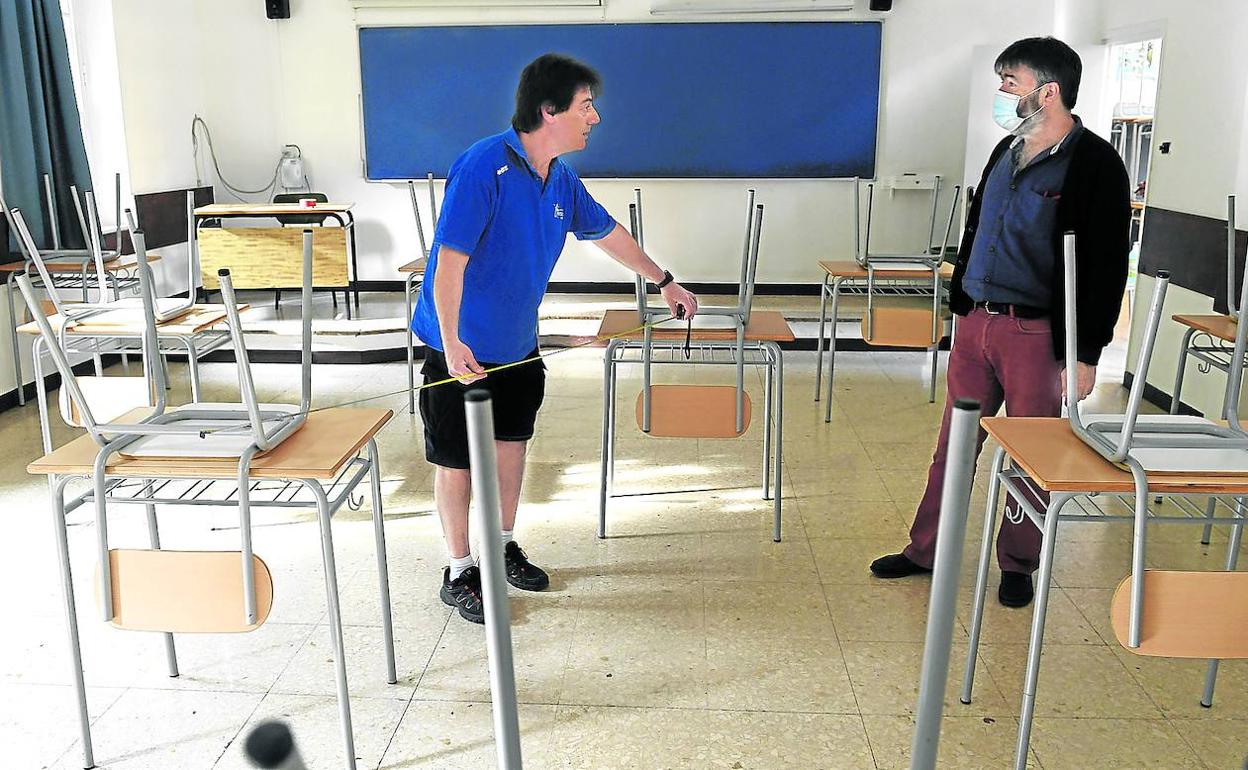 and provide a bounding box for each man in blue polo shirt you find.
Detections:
[412,53,699,624]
